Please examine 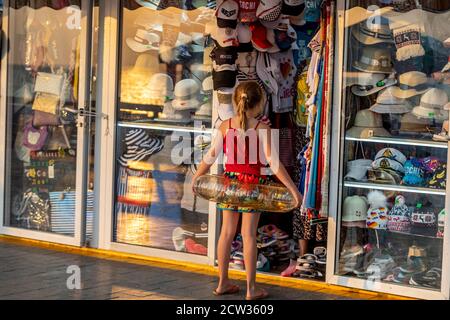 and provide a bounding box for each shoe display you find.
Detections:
[256,253,270,272]
[409,268,442,288]
[366,254,397,280]
[400,256,427,274]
